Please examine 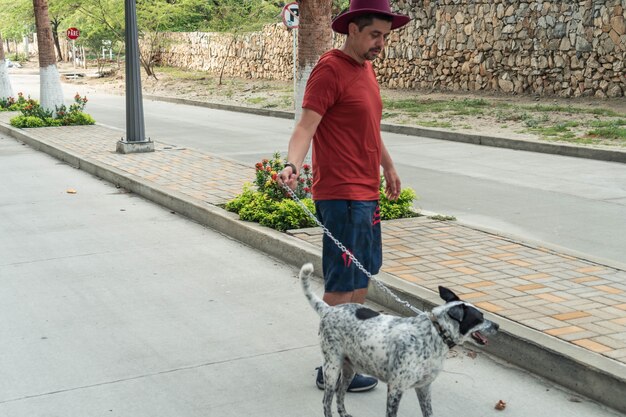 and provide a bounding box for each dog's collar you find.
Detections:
[429,314,456,349]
